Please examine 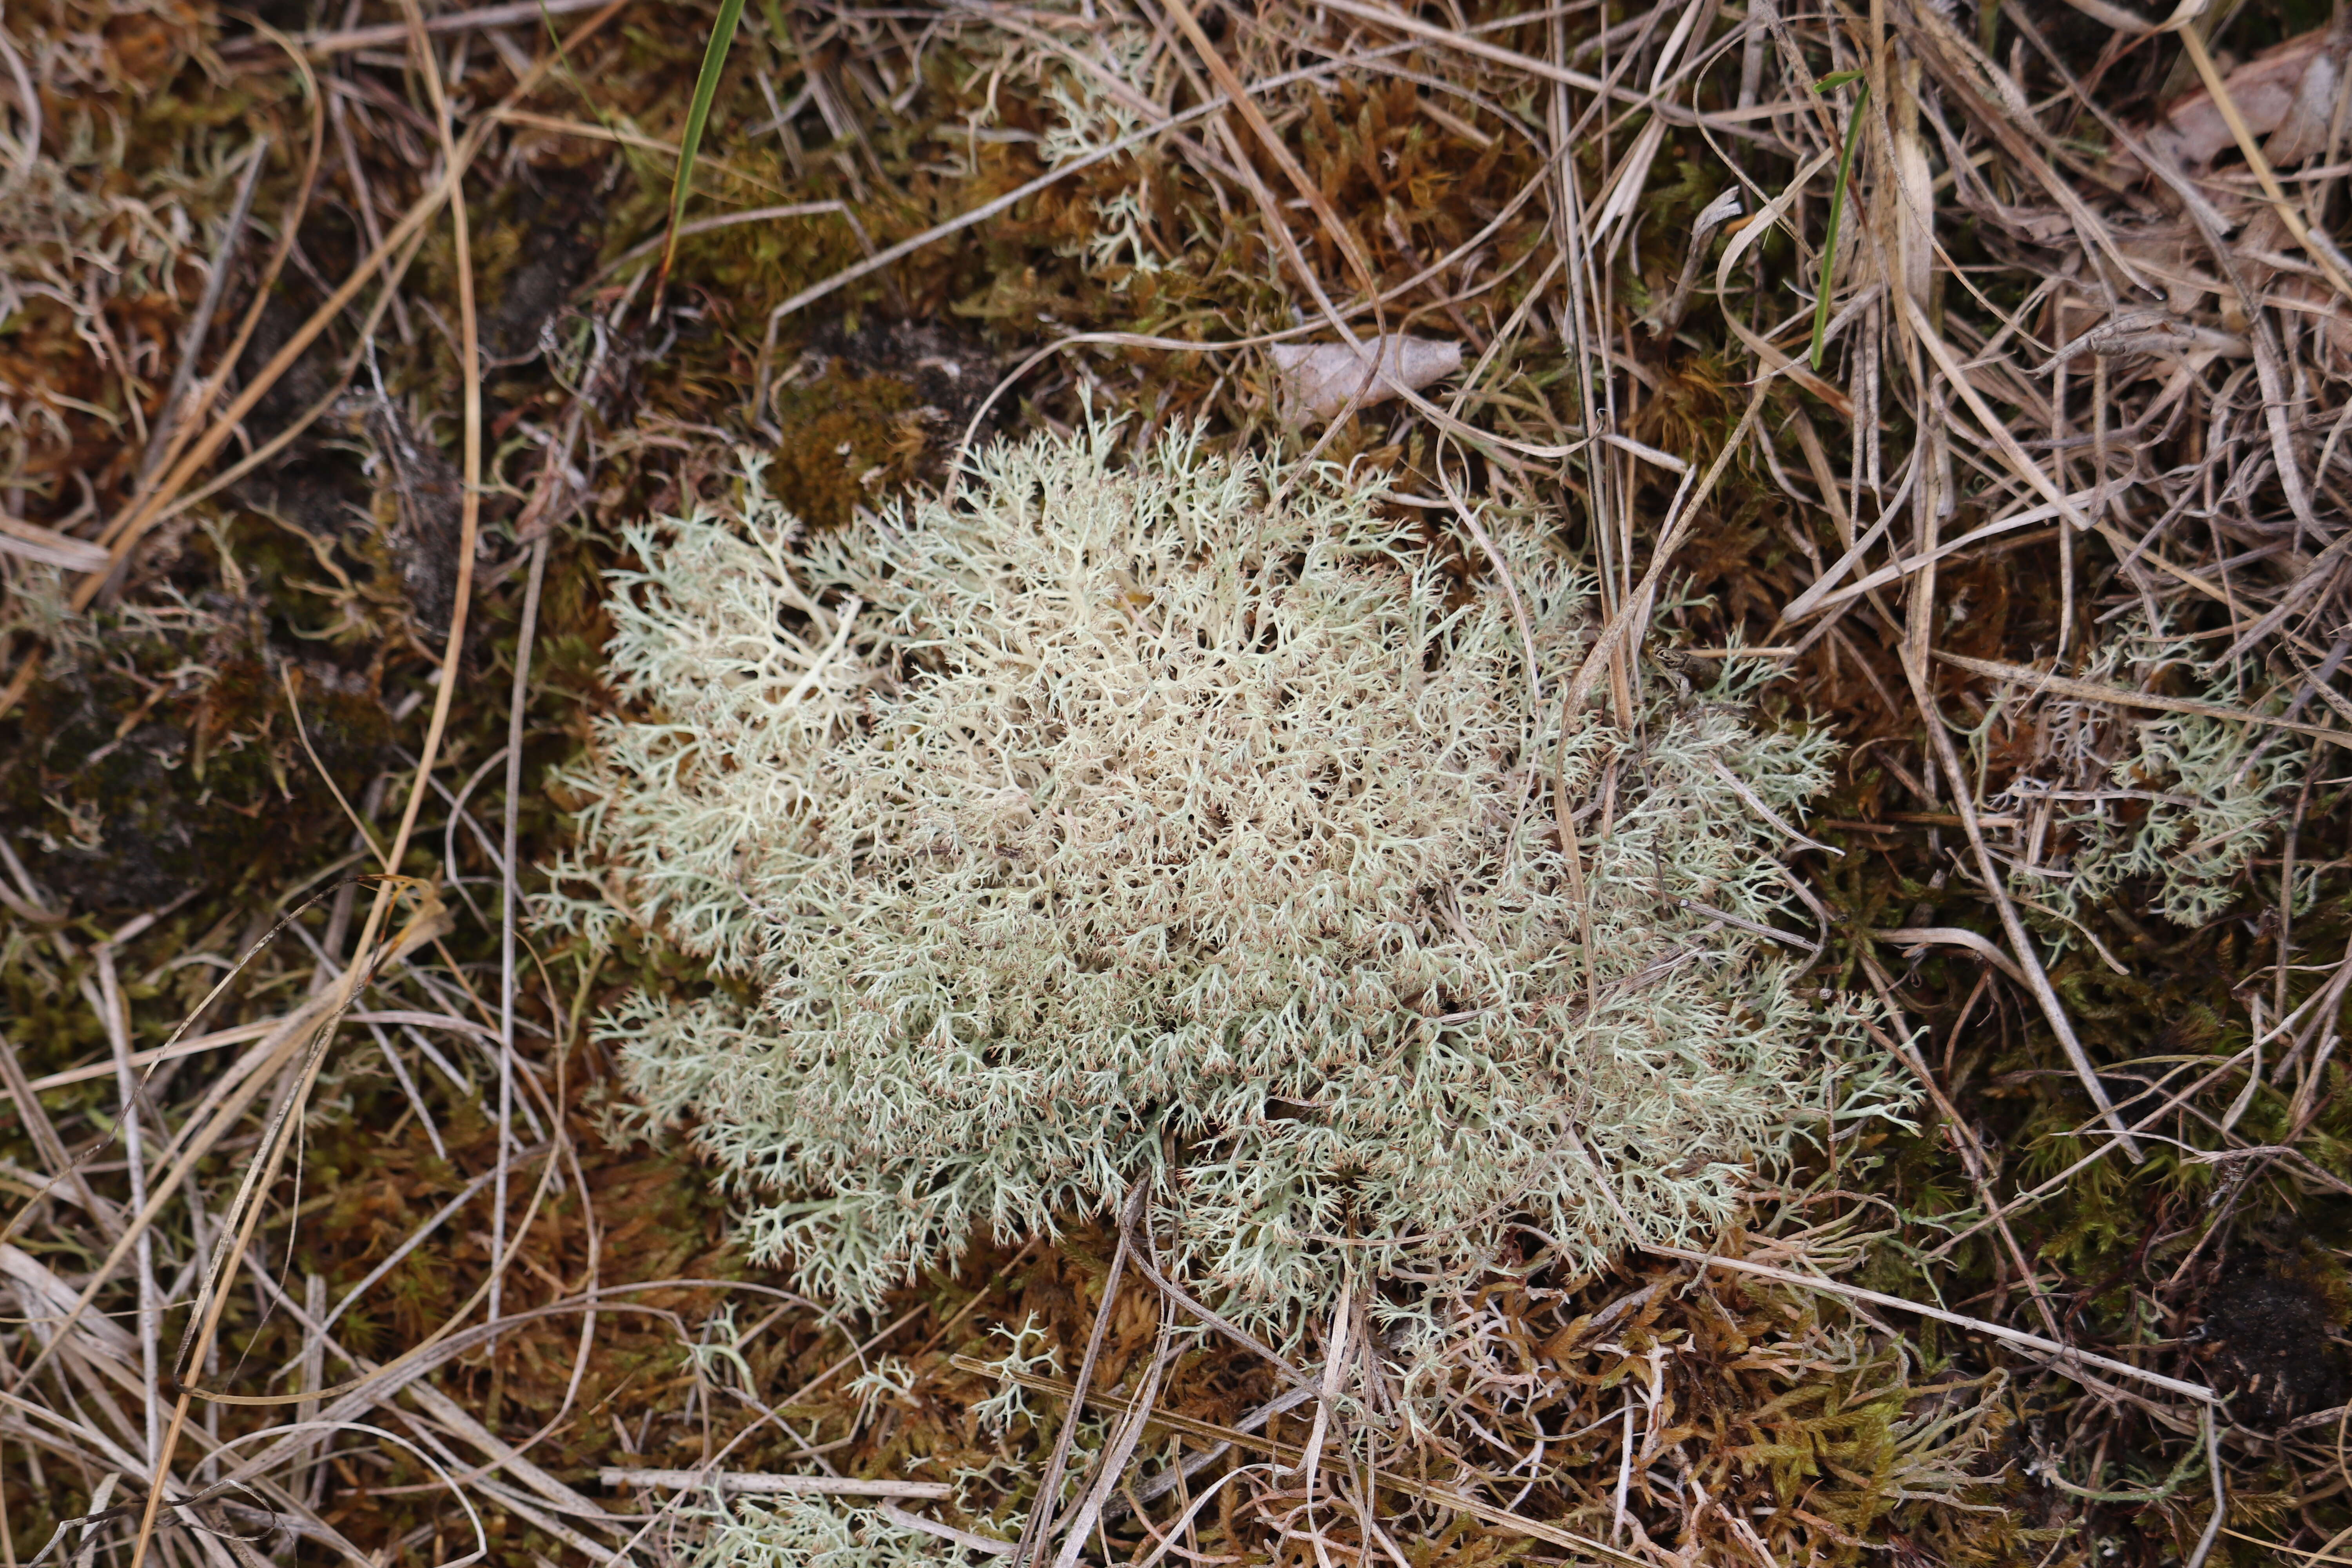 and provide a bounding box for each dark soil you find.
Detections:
[2196,1257,2347,1429]
[0,622,392,911]
[359,396,468,644]
[483,168,608,367]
